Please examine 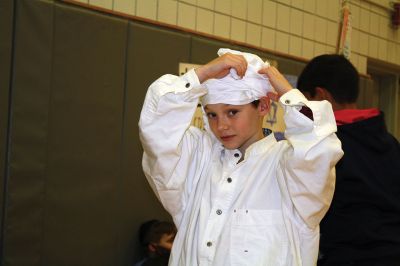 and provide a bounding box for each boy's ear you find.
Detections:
[258,96,270,115]
[315,87,332,101]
